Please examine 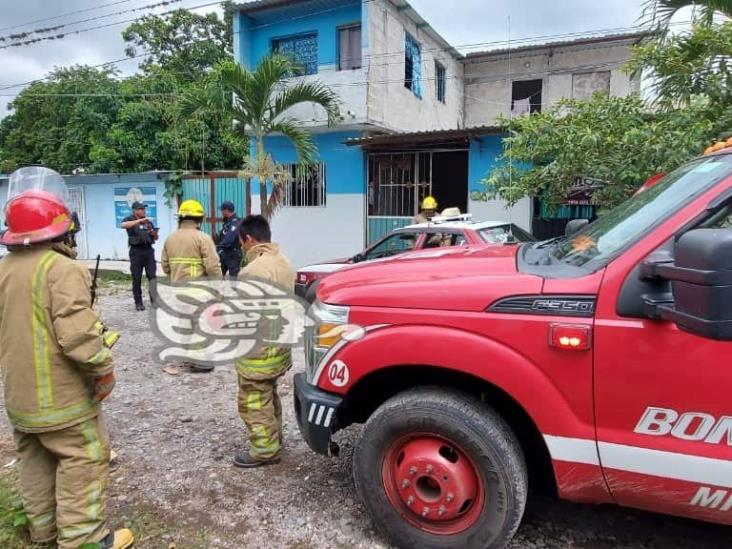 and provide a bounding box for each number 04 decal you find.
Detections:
[328,360,350,388]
